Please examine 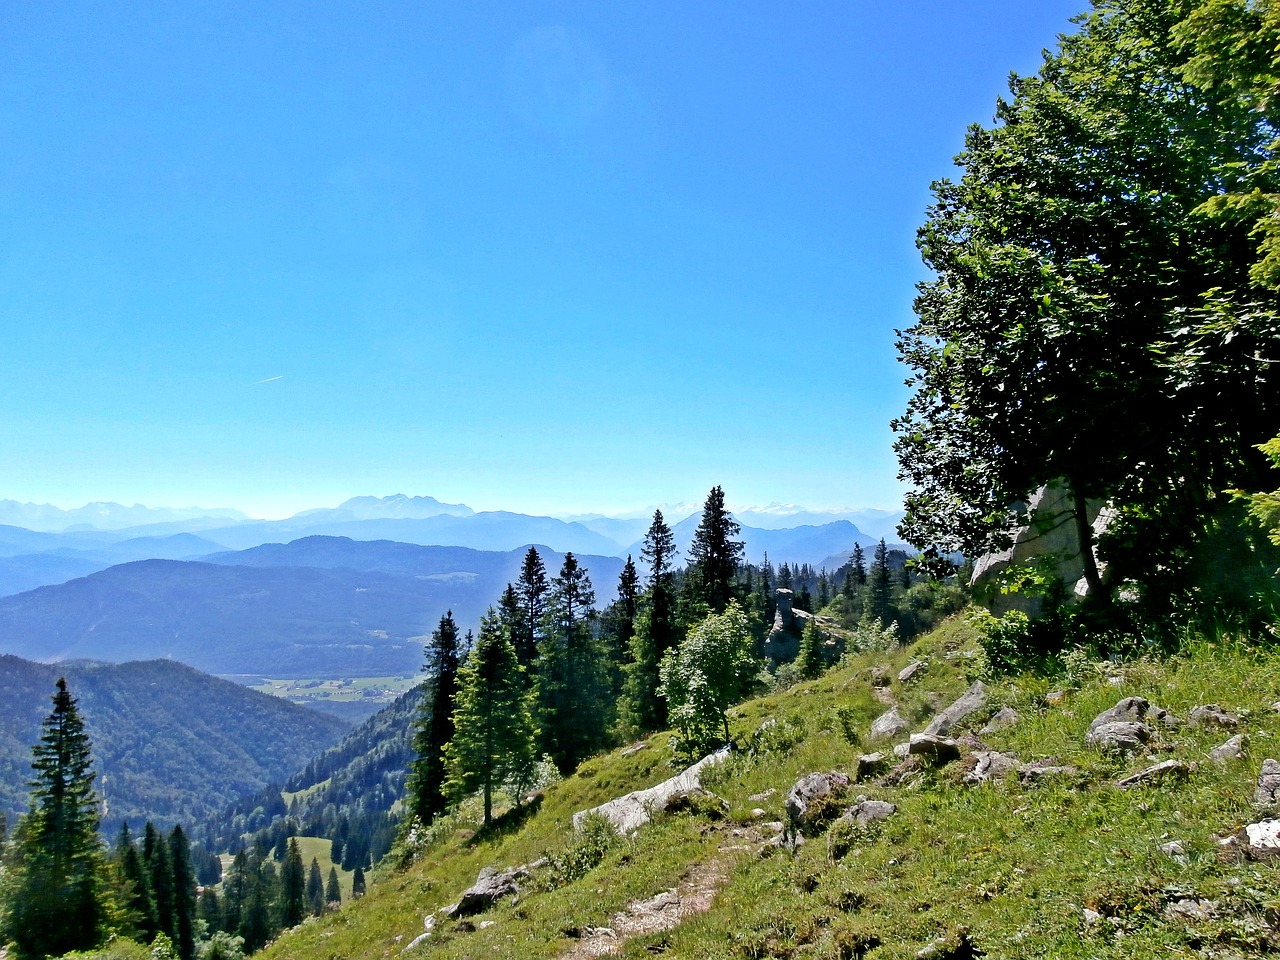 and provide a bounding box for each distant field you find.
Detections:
[234,675,423,711]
